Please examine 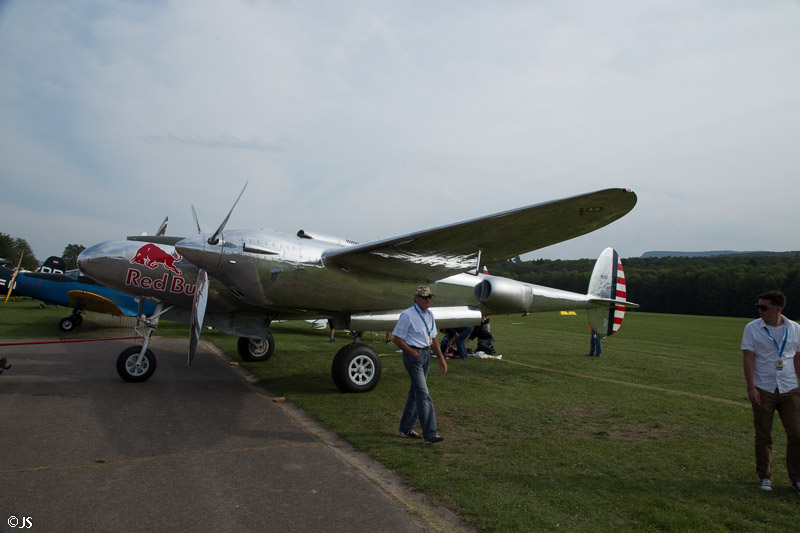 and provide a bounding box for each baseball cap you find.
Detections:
[415,285,434,297]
